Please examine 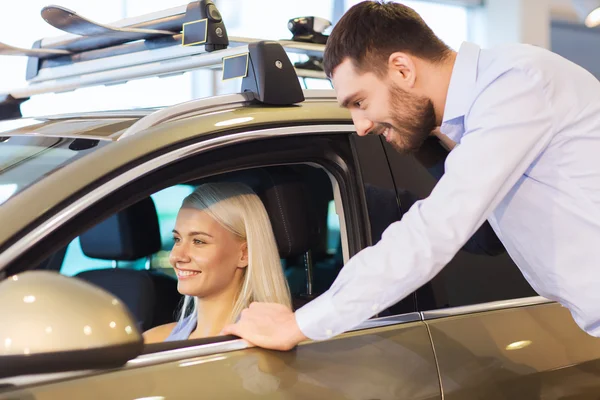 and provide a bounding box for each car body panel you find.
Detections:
[0,322,441,400]
[0,100,351,253]
[428,302,600,399]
